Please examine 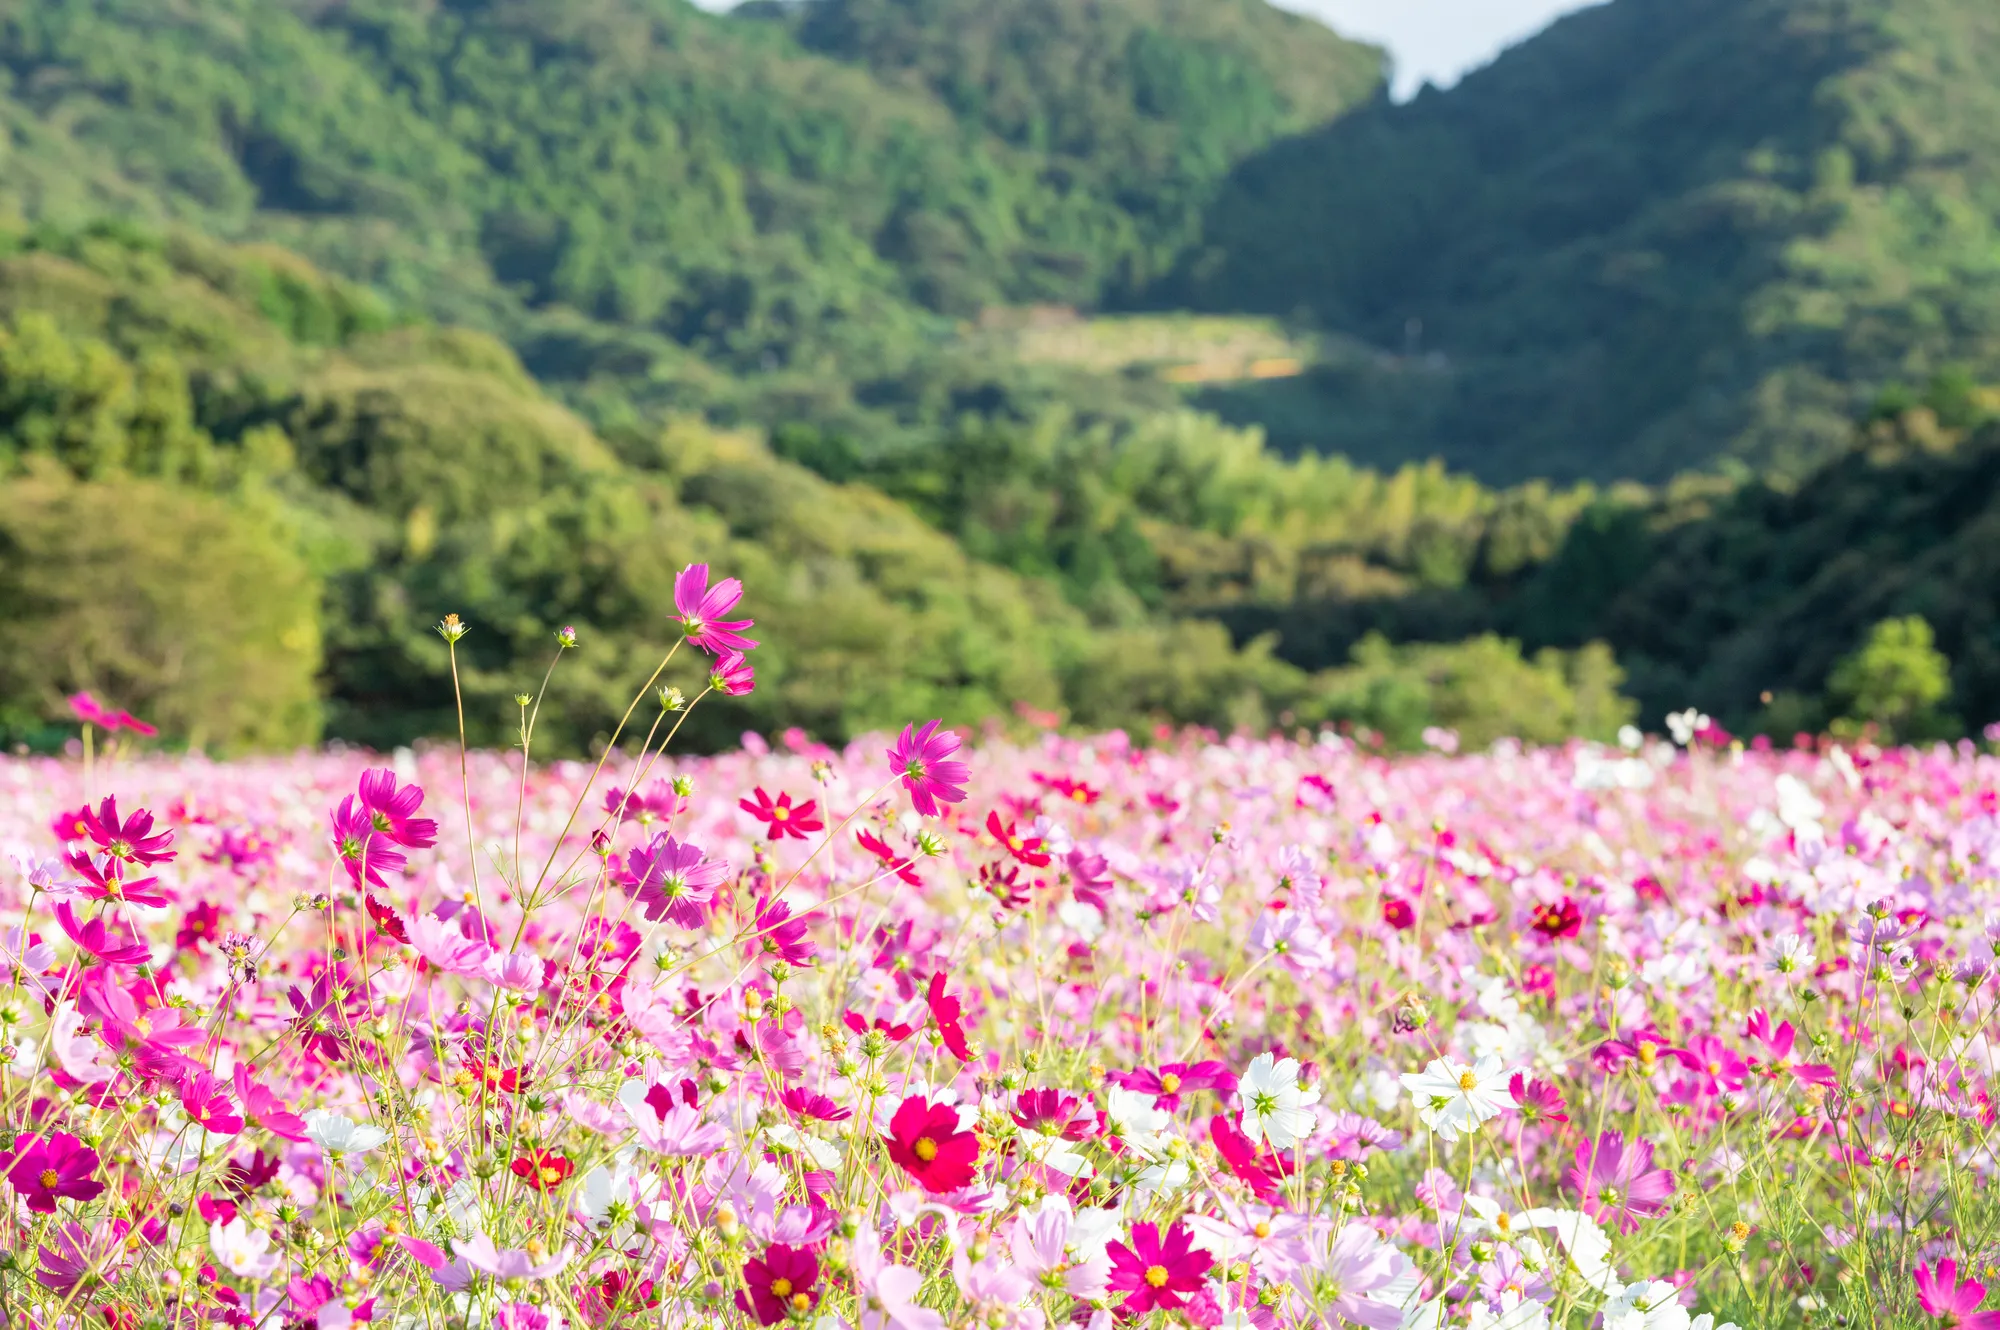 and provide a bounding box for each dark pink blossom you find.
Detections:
[675,563,758,655]
[887,720,969,817]
[8,1133,106,1212]
[1566,1130,1675,1234]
